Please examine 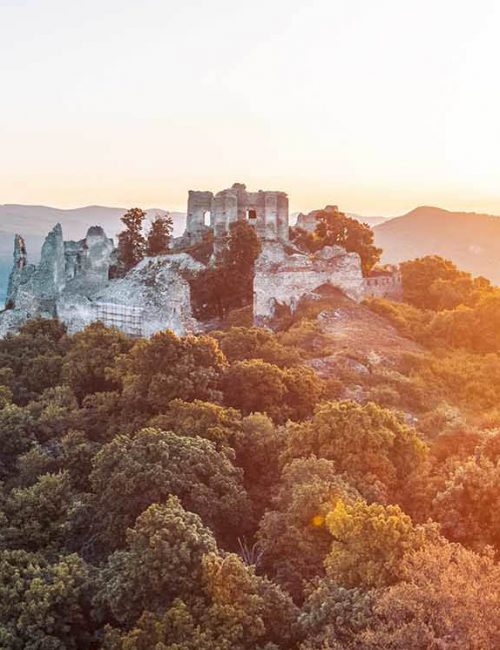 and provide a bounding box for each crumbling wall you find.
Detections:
[1,225,203,338]
[363,269,402,300]
[183,183,289,246]
[254,242,365,325]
